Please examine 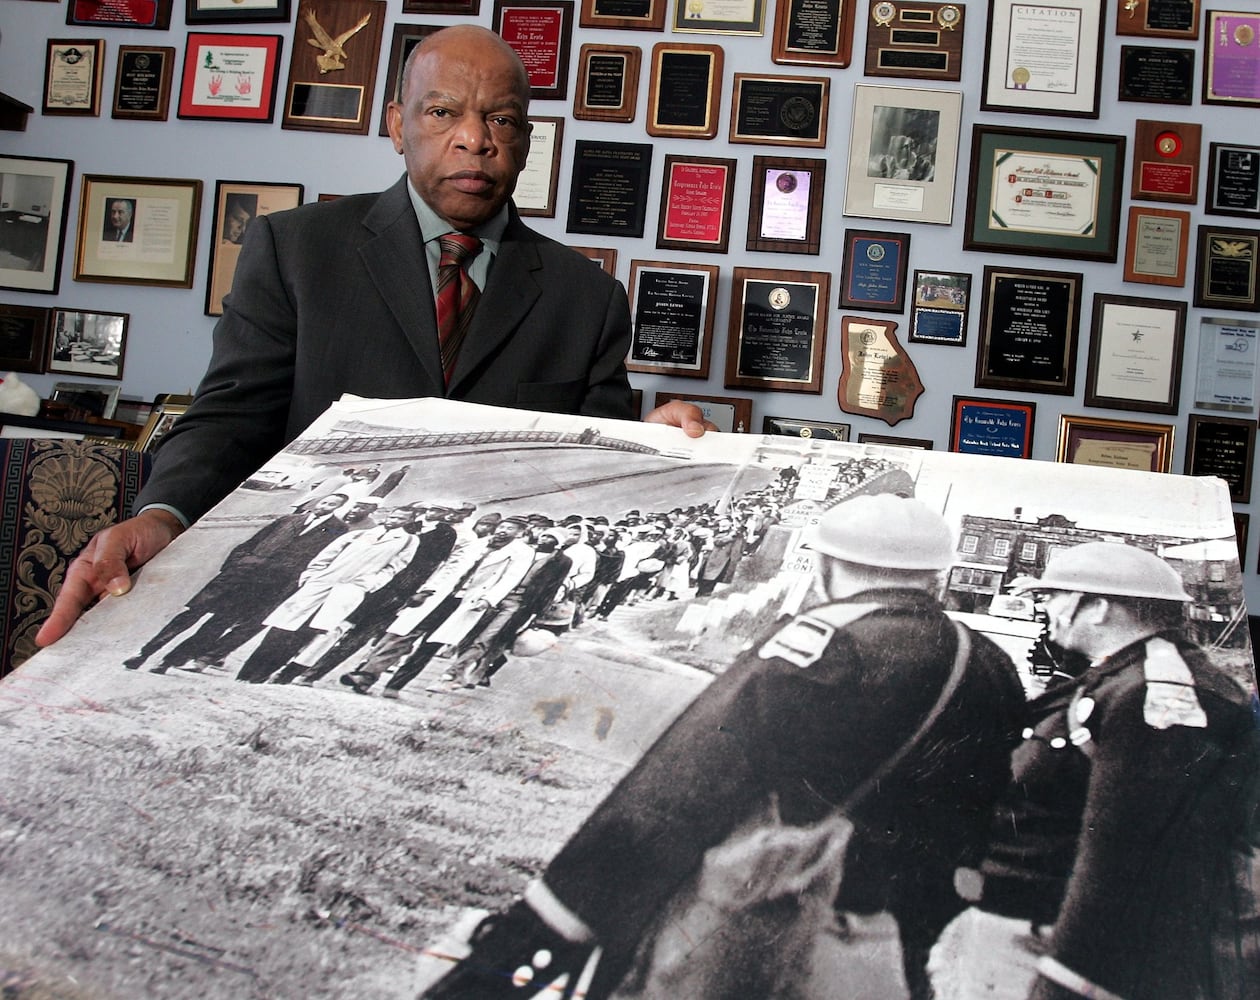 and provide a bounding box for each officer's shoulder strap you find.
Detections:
[757,603,883,668]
